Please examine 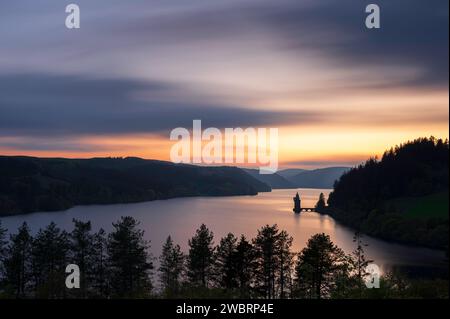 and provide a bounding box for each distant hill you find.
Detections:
[242,167,349,189]
[283,167,350,189]
[0,156,270,216]
[243,169,295,189]
[327,137,449,249]
[277,169,307,179]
